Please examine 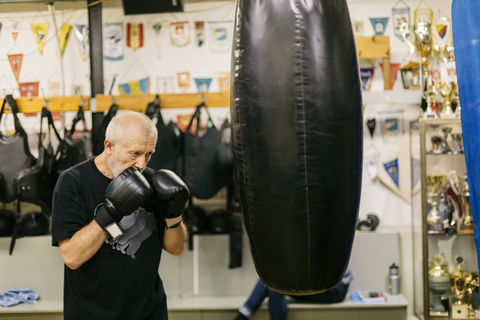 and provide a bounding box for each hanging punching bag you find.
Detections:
[452,0,480,290]
[231,0,362,294]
